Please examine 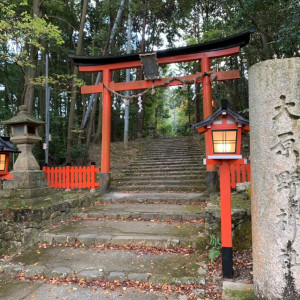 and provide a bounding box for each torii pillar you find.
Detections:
[101,69,112,189]
[202,57,218,191]
[69,29,254,192]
